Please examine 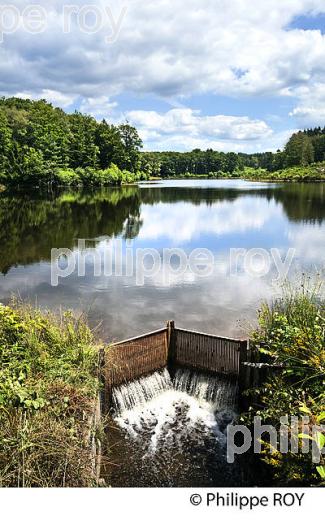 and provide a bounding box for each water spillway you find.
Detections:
[112,369,172,413]
[173,369,238,408]
[112,368,238,418]
[106,368,252,487]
